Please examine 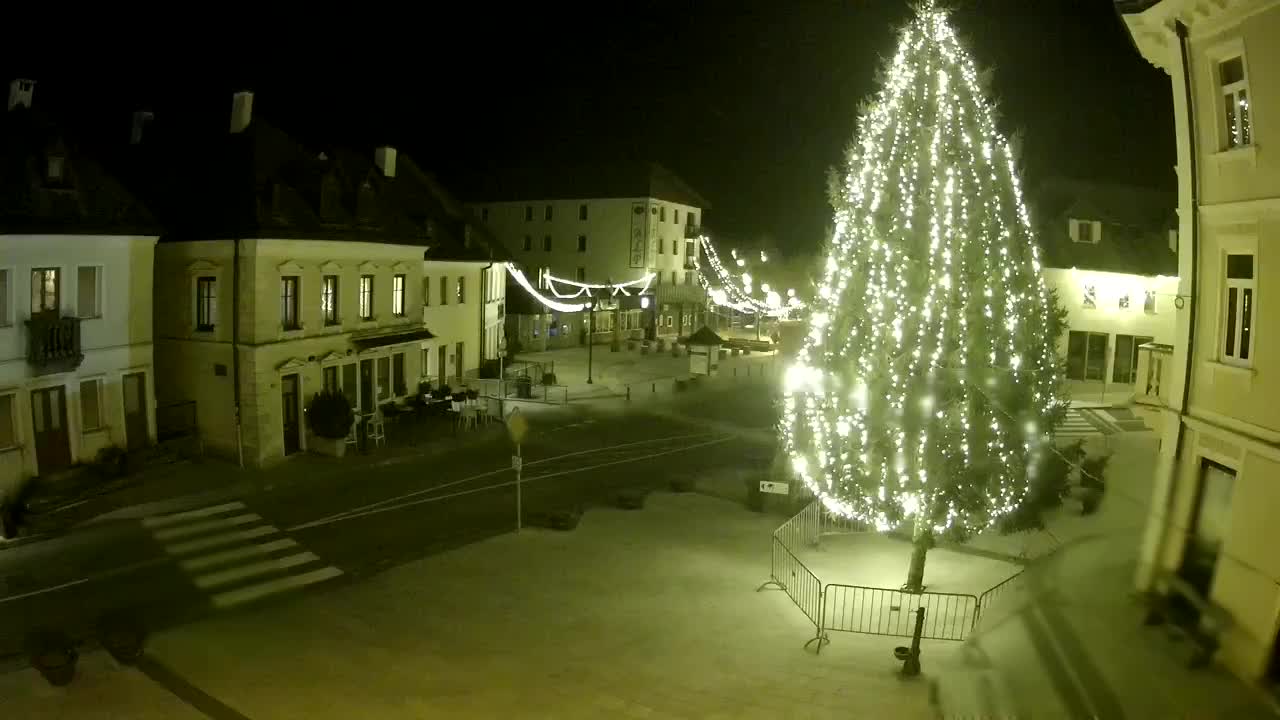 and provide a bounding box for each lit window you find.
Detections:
[360,275,374,320]
[1222,253,1255,366]
[280,276,300,329]
[322,275,339,325]
[392,274,406,316]
[196,276,216,330]
[1082,284,1096,309]
[30,268,59,313]
[1219,56,1252,149]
